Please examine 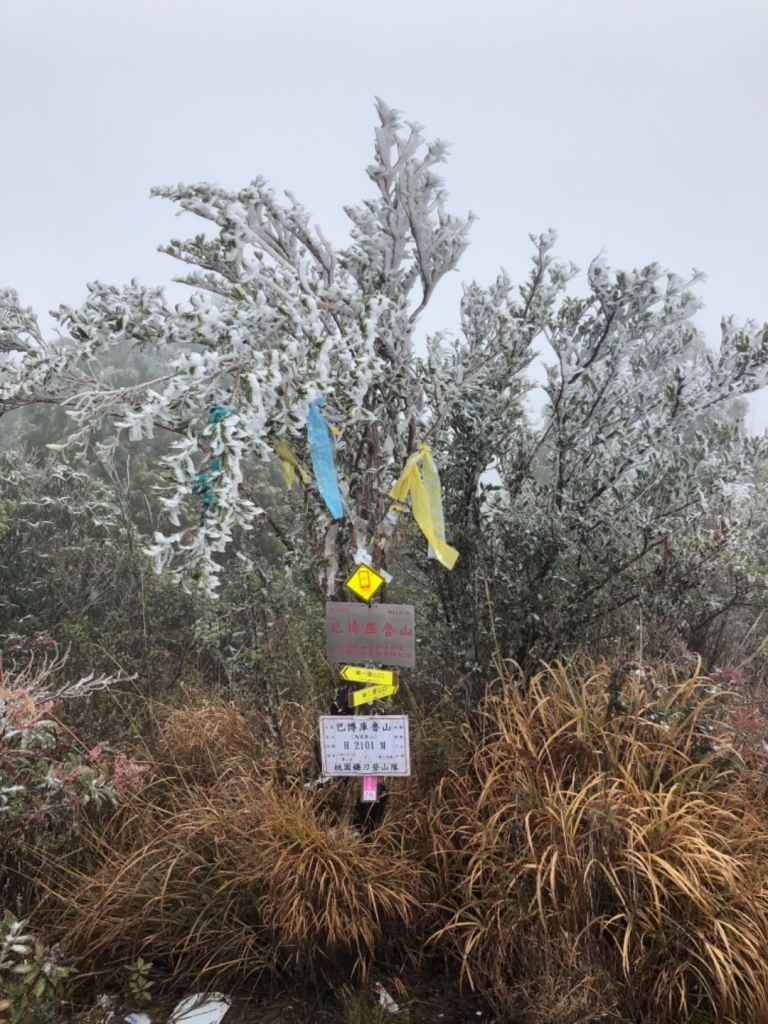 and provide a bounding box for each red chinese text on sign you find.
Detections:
[325,604,416,667]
